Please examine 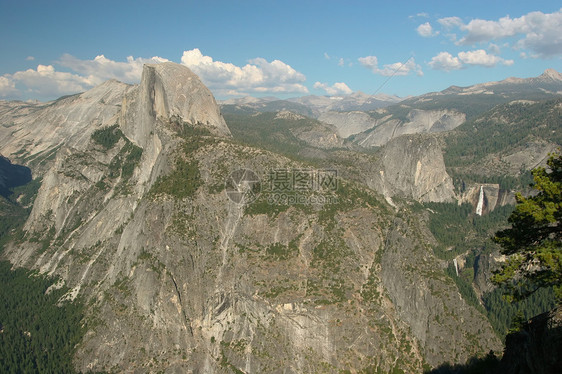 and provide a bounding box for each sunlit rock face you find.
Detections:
[0,62,501,373]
